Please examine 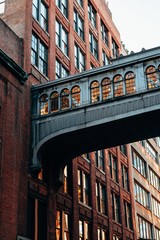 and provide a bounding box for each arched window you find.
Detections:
[146,65,157,89]
[39,94,48,115]
[90,81,100,103]
[101,78,112,100]
[50,91,59,113]
[125,71,136,94]
[60,88,70,110]
[71,85,81,107]
[113,74,123,97]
